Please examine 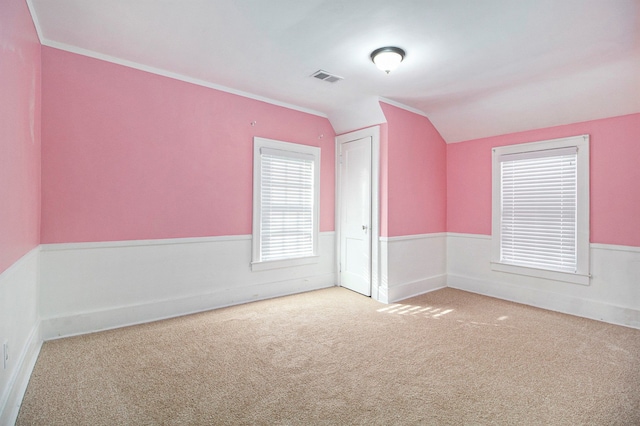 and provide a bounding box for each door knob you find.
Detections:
[362,225,368,231]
